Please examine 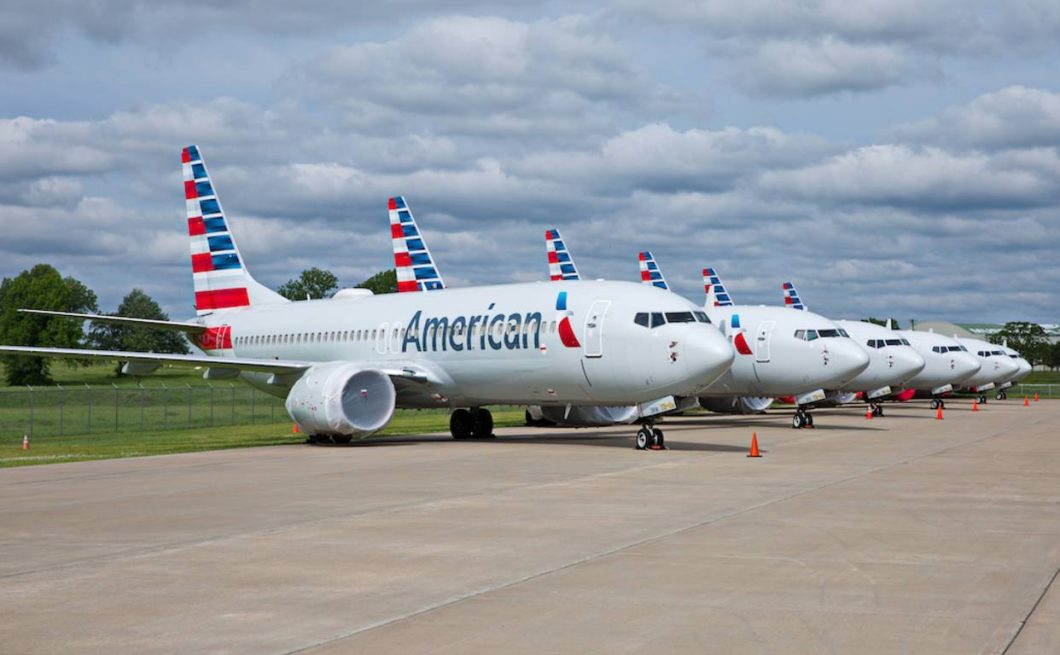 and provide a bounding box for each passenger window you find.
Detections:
[650,313,665,328]
[634,312,649,327]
